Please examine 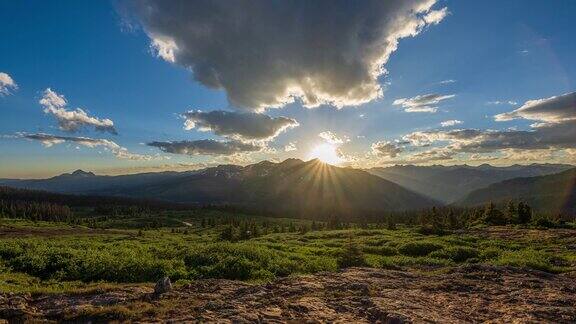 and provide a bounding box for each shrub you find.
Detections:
[183,242,334,280]
[495,249,566,273]
[398,241,444,257]
[479,247,503,260]
[533,216,556,229]
[430,247,479,262]
[362,246,397,256]
[380,255,451,268]
[417,225,445,236]
[337,239,367,268]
